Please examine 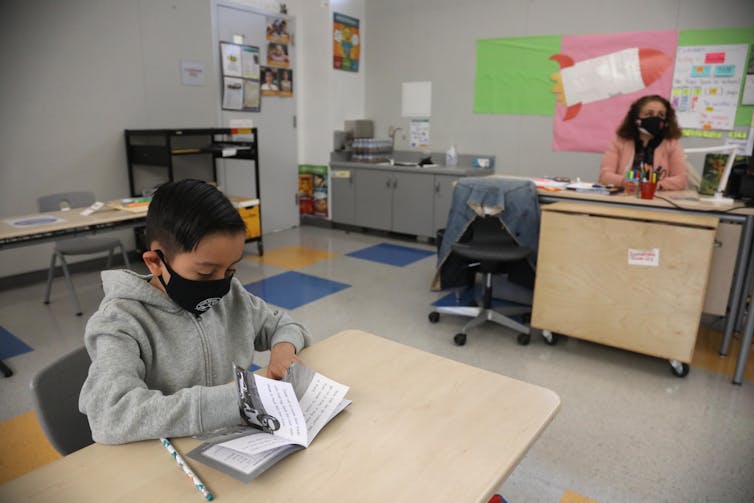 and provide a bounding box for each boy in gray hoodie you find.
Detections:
[79,179,310,444]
